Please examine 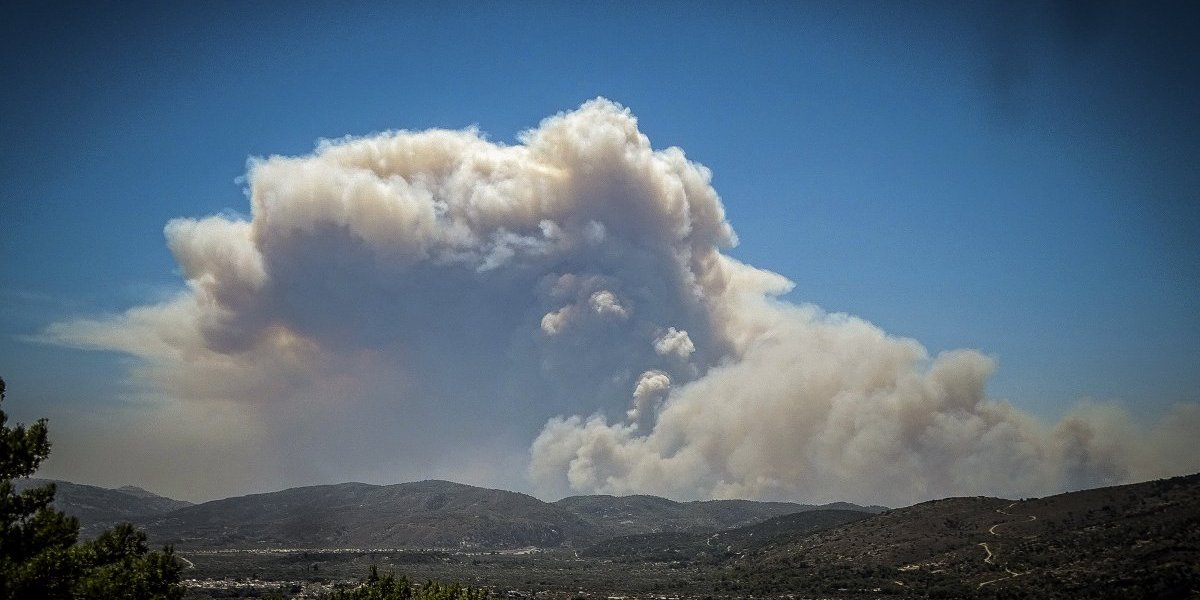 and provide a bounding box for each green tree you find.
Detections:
[0,377,183,600]
[322,566,488,600]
